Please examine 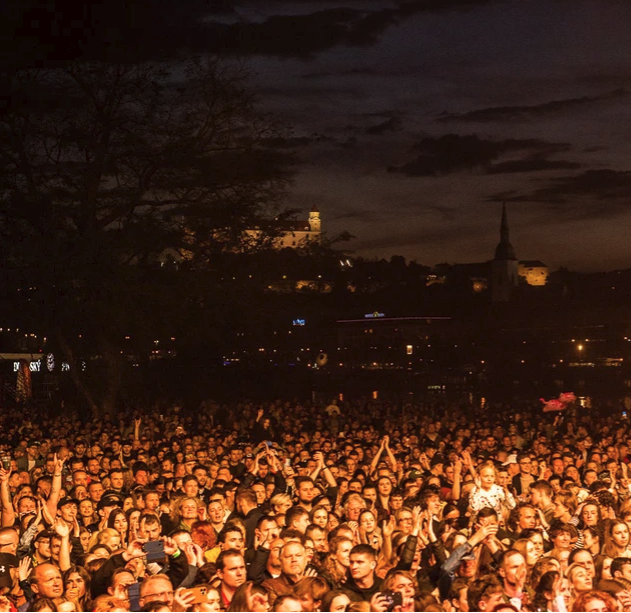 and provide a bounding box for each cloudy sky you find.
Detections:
[13,0,631,271]
[193,0,630,271]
